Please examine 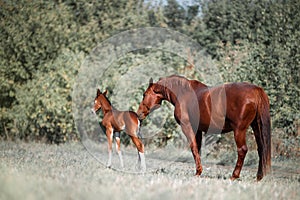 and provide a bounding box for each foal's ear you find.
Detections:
[103,90,108,96]
[97,88,101,96]
[149,77,153,85]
